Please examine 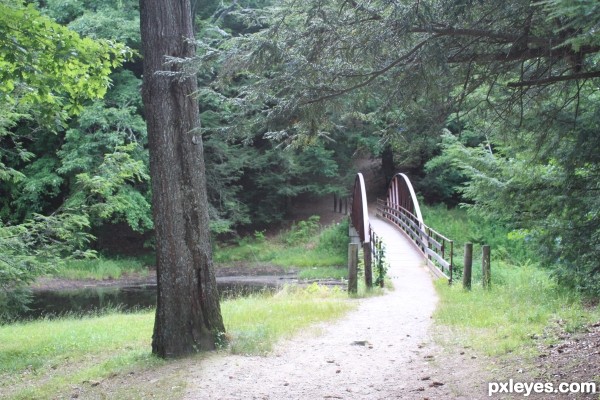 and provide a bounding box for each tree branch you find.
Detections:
[409,25,549,47]
[507,70,600,87]
[300,37,431,105]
